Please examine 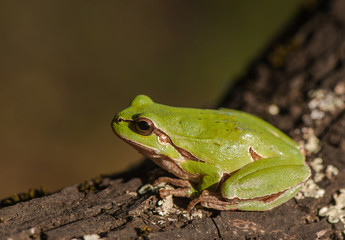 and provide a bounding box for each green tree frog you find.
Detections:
[112,95,310,211]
